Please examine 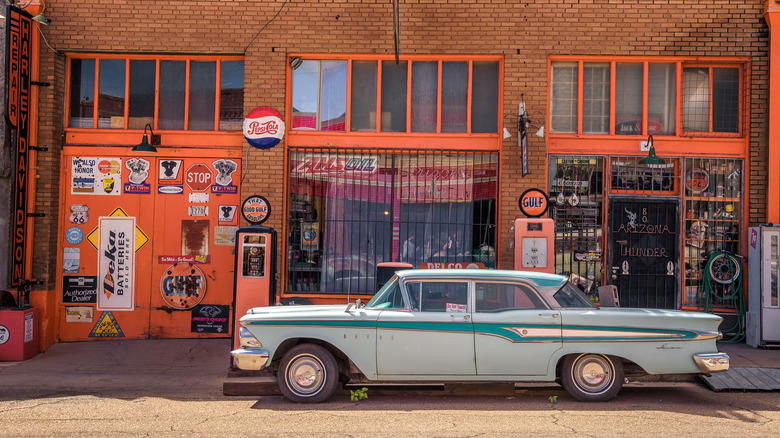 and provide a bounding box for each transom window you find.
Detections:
[66,55,244,131]
[549,58,747,137]
[290,56,501,134]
